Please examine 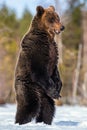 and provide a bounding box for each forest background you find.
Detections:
[0,0,87,105]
